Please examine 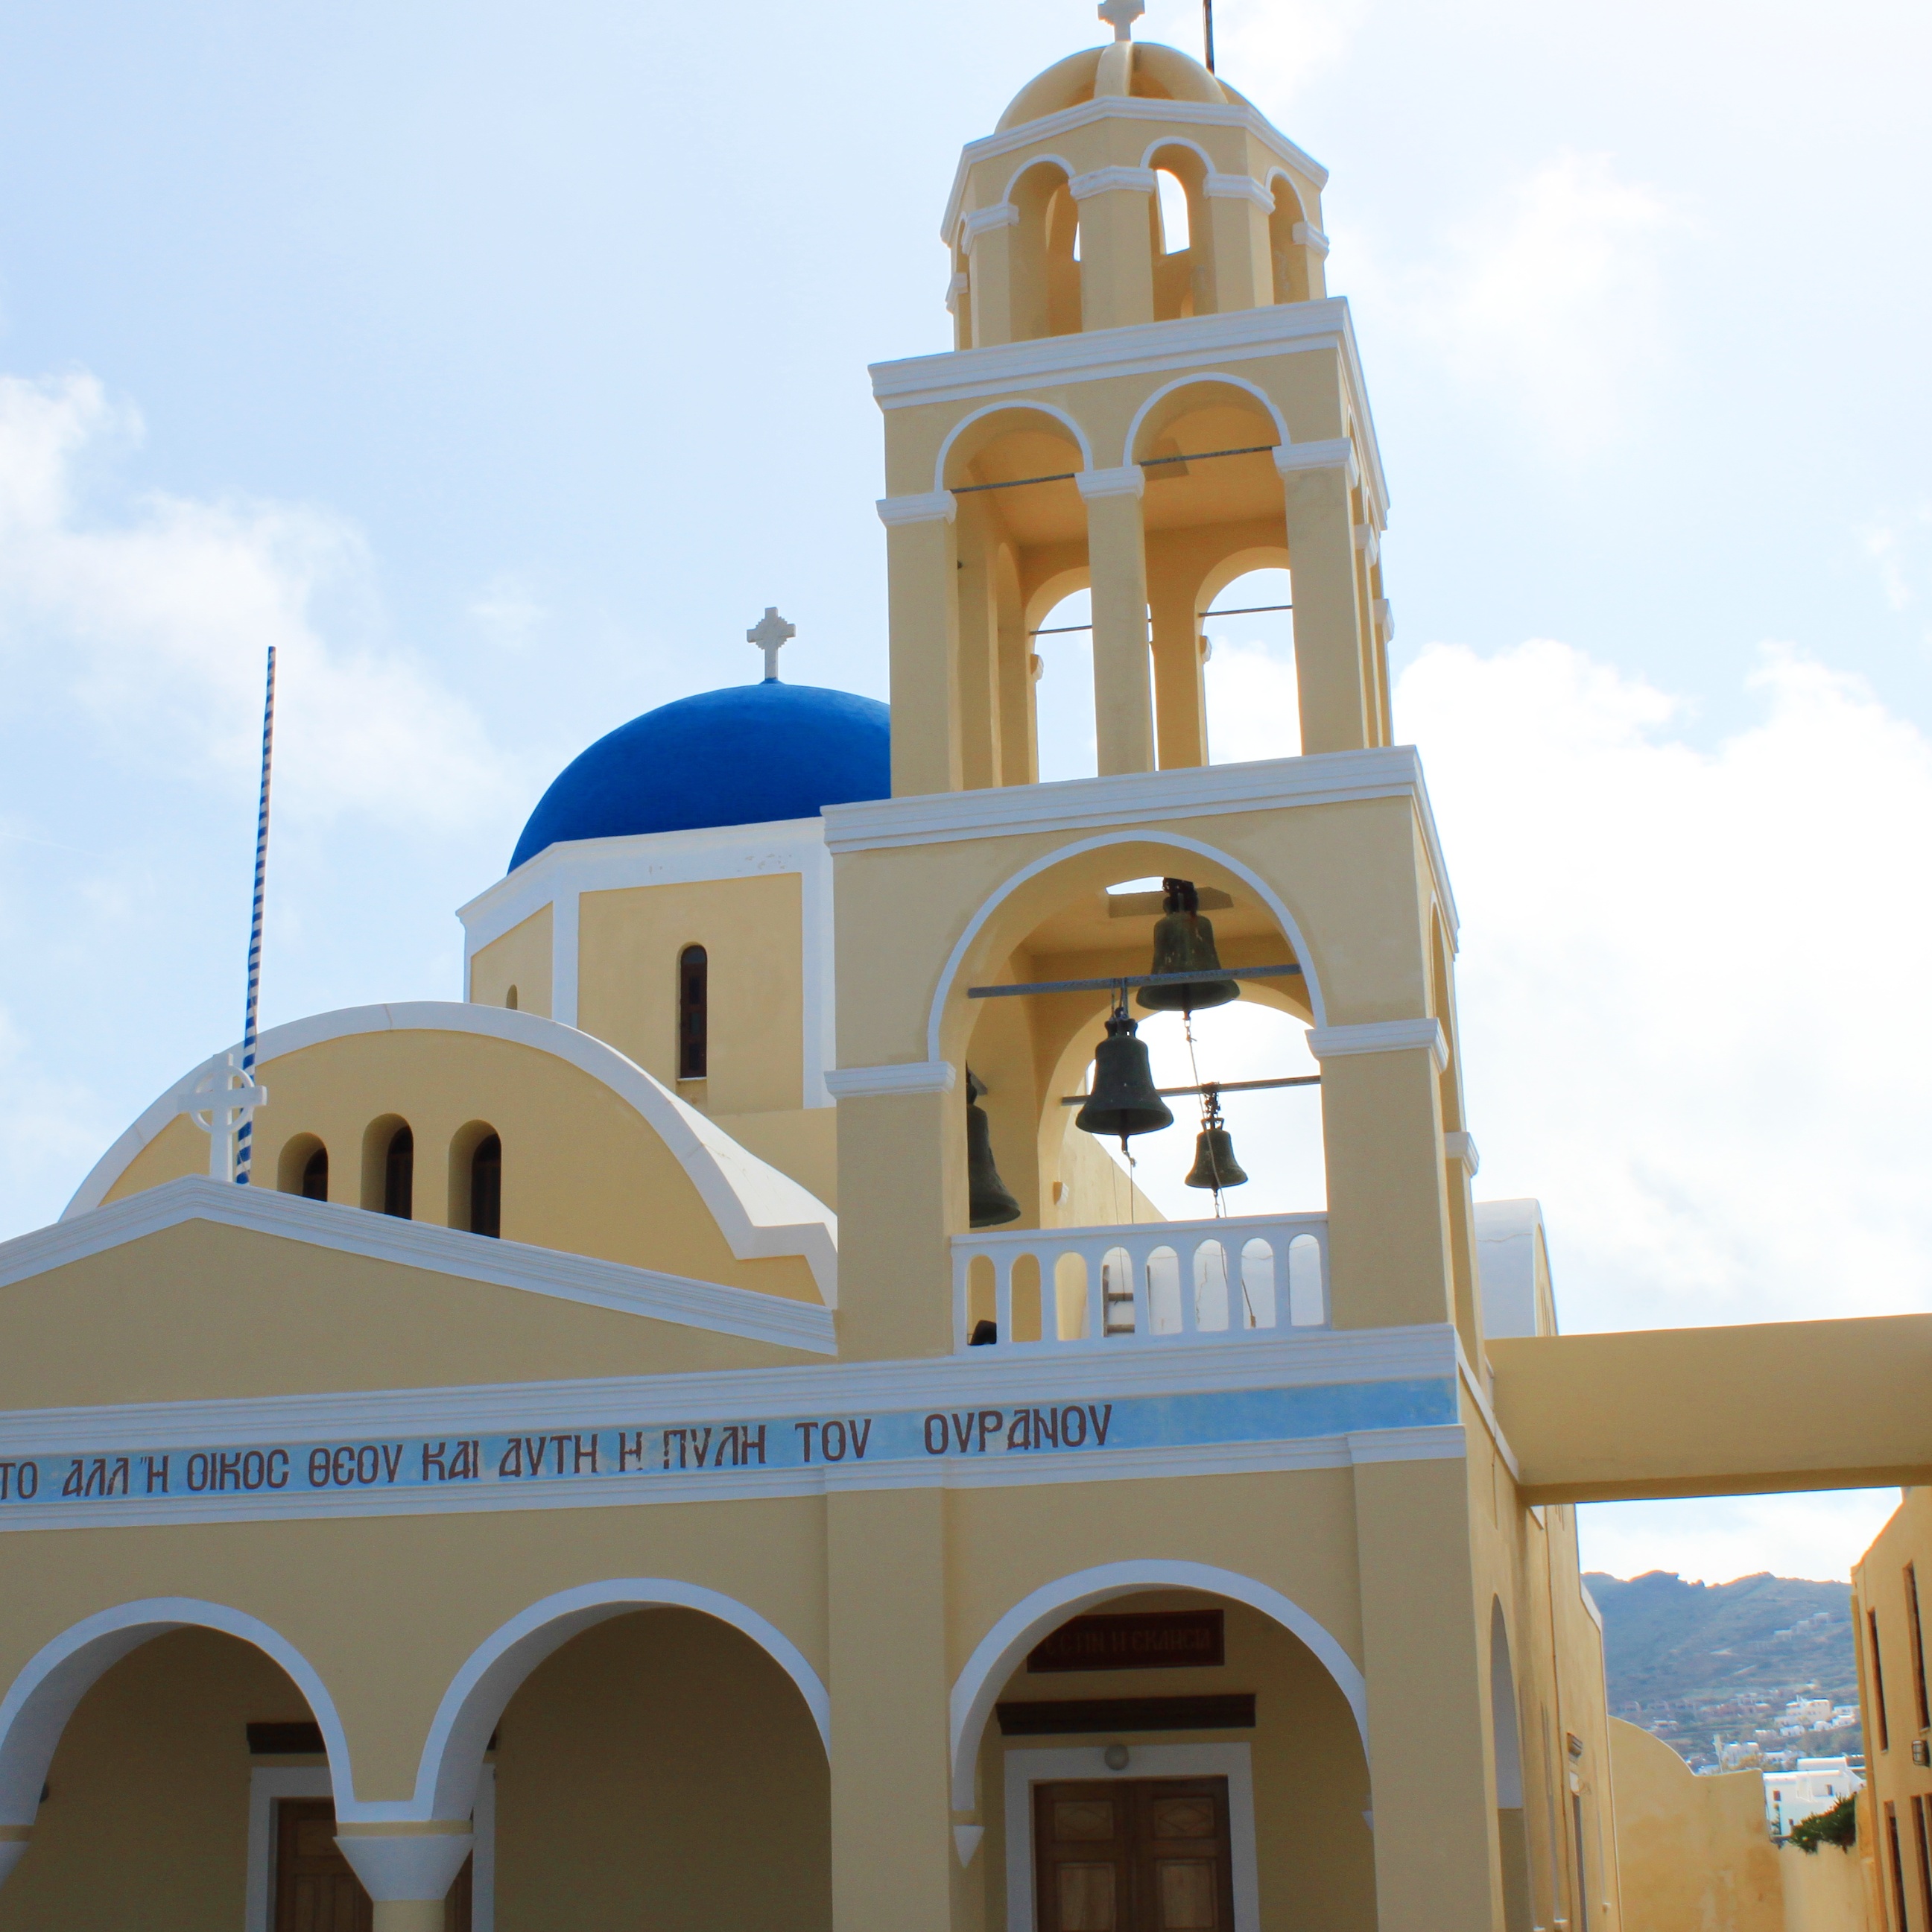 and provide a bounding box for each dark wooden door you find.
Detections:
[273,1799,473,1932]
[1034,1778,1235,1932]
[274,1799,371,1932]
